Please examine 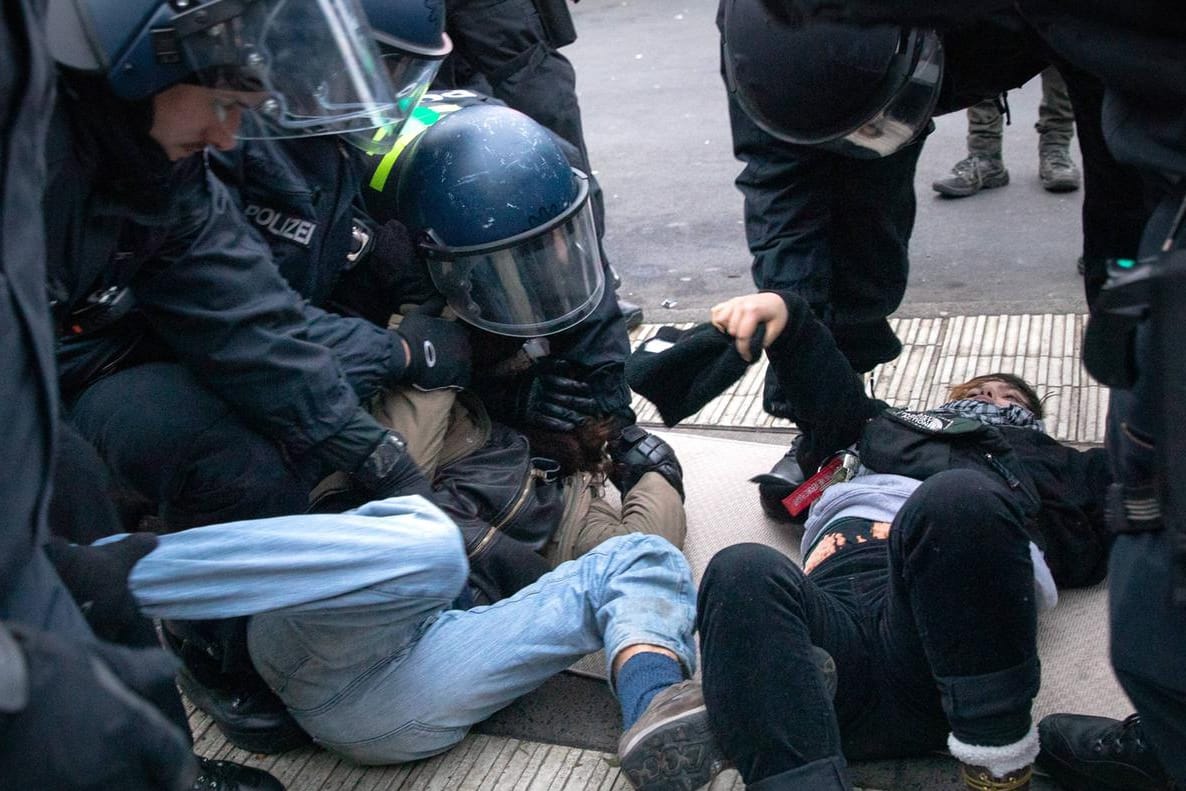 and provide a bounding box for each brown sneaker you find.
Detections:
[618,679,728,791]
[961,763,1033,791]
[932,155,1010,198]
